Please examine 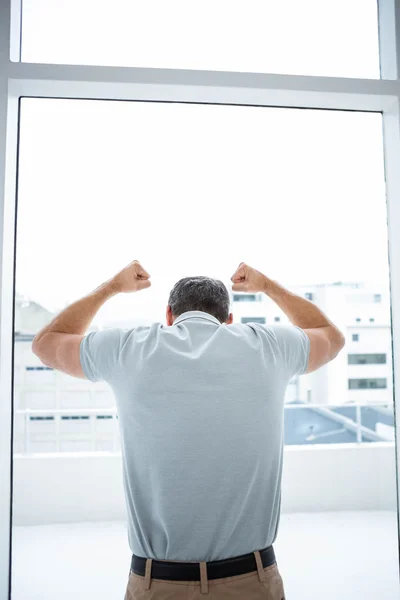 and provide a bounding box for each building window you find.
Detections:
[29,416,54,421]
[274,317,280,322]
[233,293,259,302]
[352,334,359,341]
[348,378,387,390]
[355,318,361,322]
[241,317,266,324]
[96,415,113,420]
[369,318,375,322]
[61,415,90,420]
[374,294,382,302]
[348,354,386,365]
[25,366,53,371]
[305,292,314,301]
